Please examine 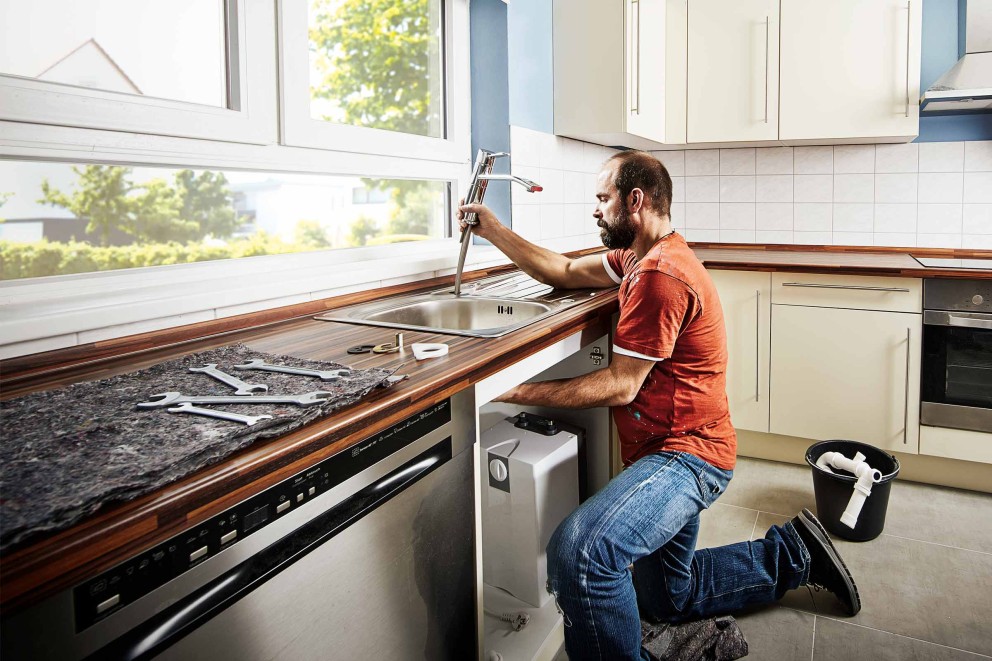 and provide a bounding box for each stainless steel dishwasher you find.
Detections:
[1,395,477,660]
